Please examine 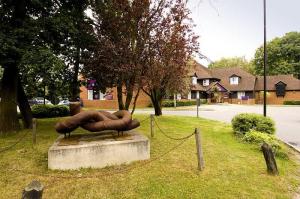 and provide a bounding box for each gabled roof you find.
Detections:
[206,82,228,92]
[190,61,213,79]
[255,75,300,91]
[210,67,256,91]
